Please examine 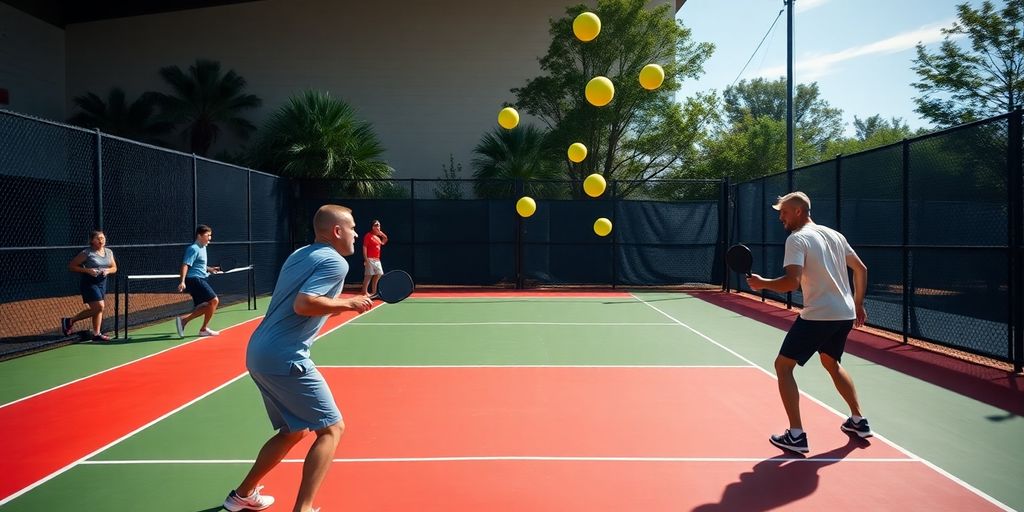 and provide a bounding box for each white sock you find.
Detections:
[852,415,864,422]
[788,428,804,437]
